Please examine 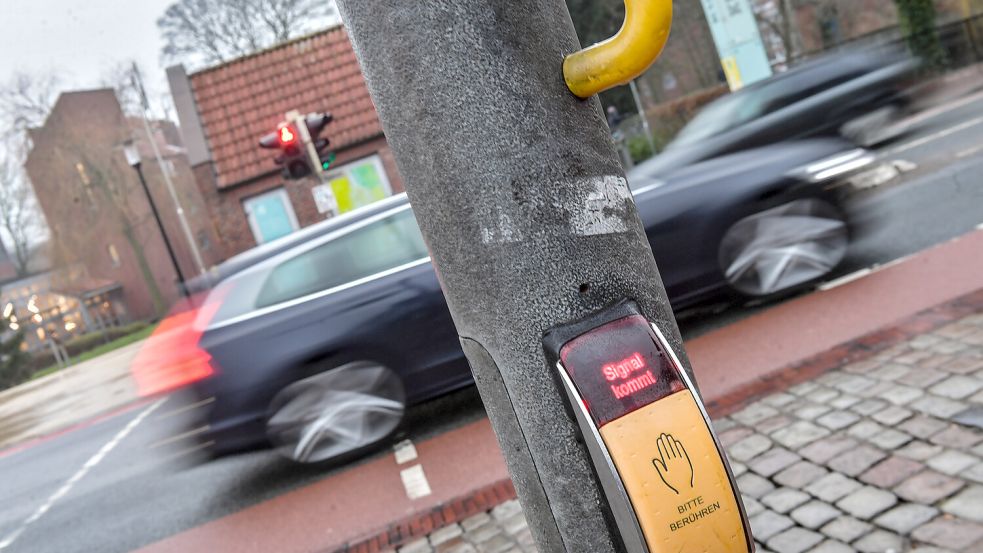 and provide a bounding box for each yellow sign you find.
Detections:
[600,390,750,552]
[721,56,744,91]
[329,175,354,213]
